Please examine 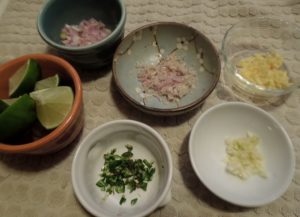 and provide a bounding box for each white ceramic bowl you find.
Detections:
[189,102,295,207]
[72,120,173,217]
